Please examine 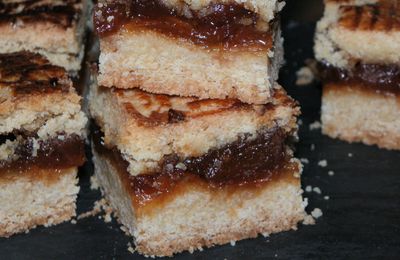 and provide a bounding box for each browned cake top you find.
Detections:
[108,86,295,127]
[0,52,71,96]
[338,1,400,31]
[0,0,82,28]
